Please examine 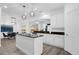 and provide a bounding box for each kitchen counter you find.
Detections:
[34,31,64,35]
[18,33,43,38]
